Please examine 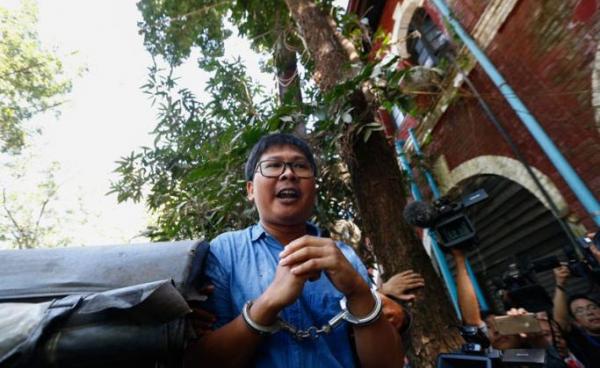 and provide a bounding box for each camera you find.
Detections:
[436,325,497,368]
[492,259,554,313]
[436,325,545,367]
[403,189,488,250]
[530,237,600,286]
[493,237,600,313]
